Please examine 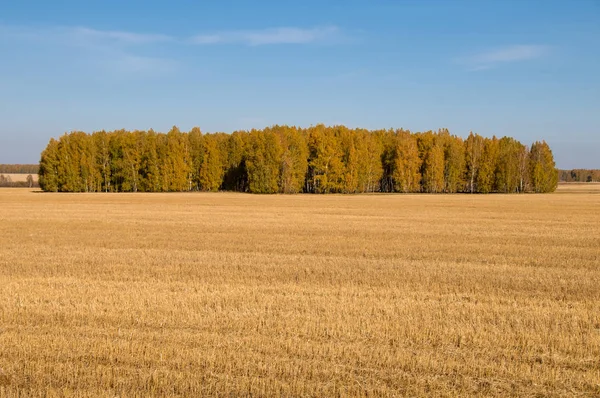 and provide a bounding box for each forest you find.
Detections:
[38,125,559,194]
[558,169,600,183]
[0,164,39,174]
